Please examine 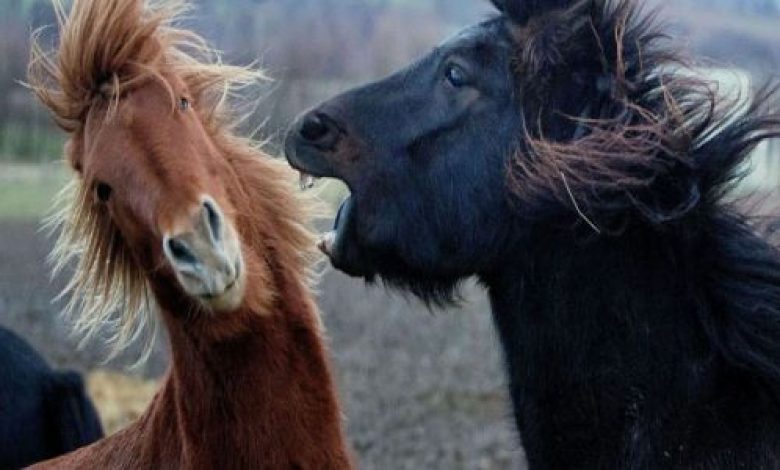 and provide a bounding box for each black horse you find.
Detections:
[0,327,103,468]
[286,0,780,468]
